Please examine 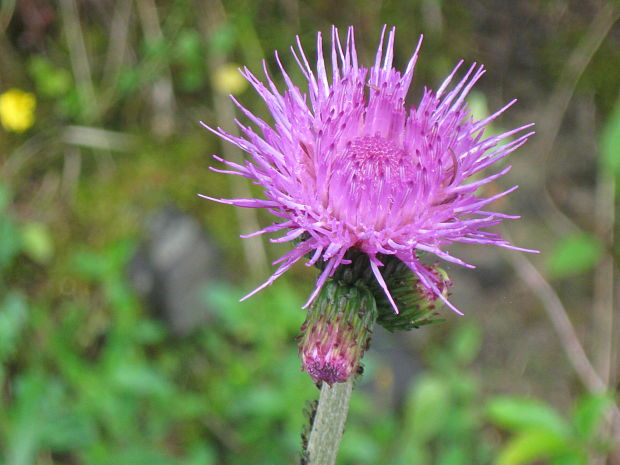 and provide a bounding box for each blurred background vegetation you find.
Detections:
[0,0,619,464]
